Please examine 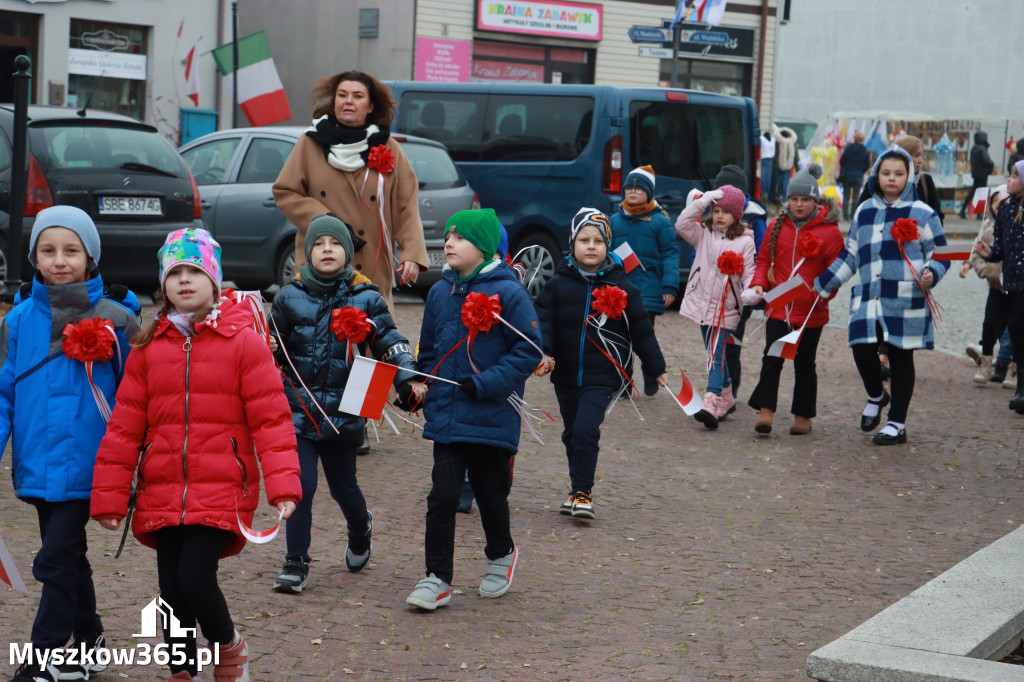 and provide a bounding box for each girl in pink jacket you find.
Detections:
[675,185,757,428]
